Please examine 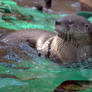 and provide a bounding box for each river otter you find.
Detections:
[1,14,92,64]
